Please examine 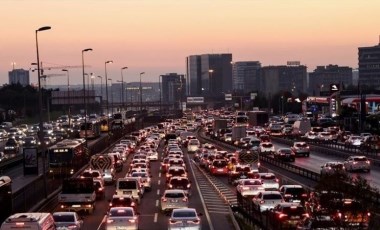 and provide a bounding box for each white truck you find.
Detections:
[58,177,96,213]
[232,125,247,143]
